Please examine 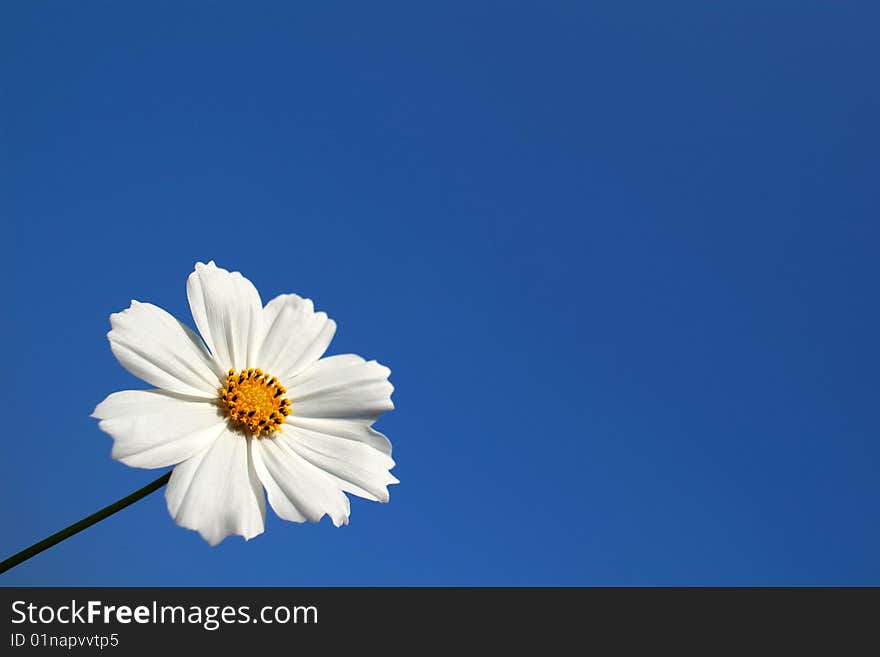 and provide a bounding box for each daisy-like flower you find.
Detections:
[92,262,396,545]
